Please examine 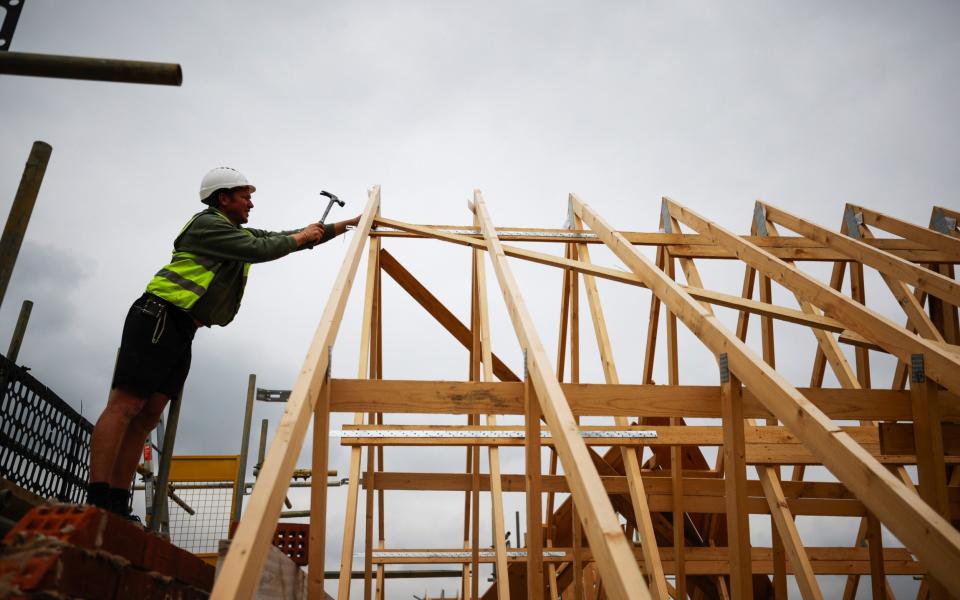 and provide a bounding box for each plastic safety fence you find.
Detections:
[0,353,92,503]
